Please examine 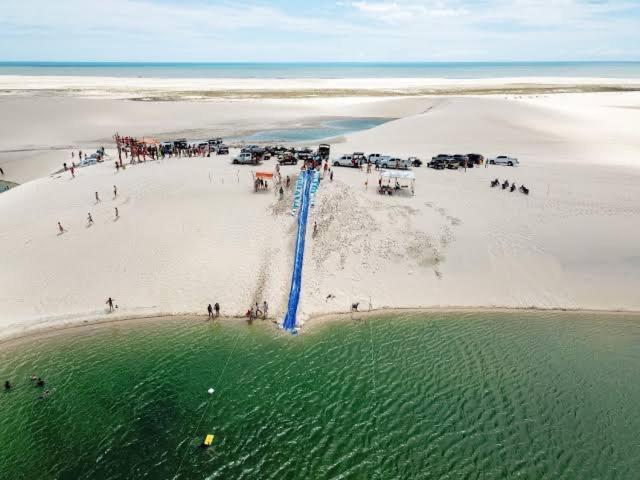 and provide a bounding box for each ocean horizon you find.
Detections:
[1,61,640,79]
